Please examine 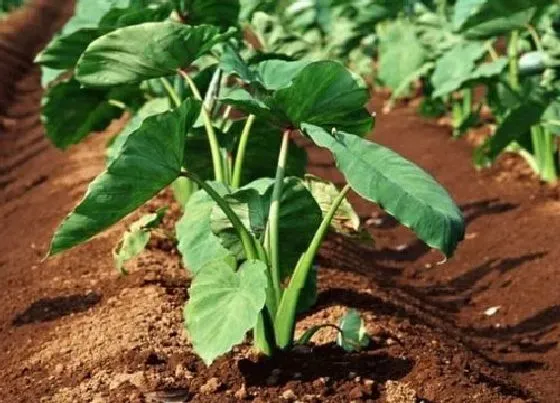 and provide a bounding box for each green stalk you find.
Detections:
[160,77,182,108]
[180,171,256,259]
[179,70,225,183]
[232,115,256,189]
[437,0,447,17]
[266,129,291,307]
[462,88,472,118]
[452,99,463,138]
[531,125,558,183]
[508,30,520,91]
[275,185,351,349]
